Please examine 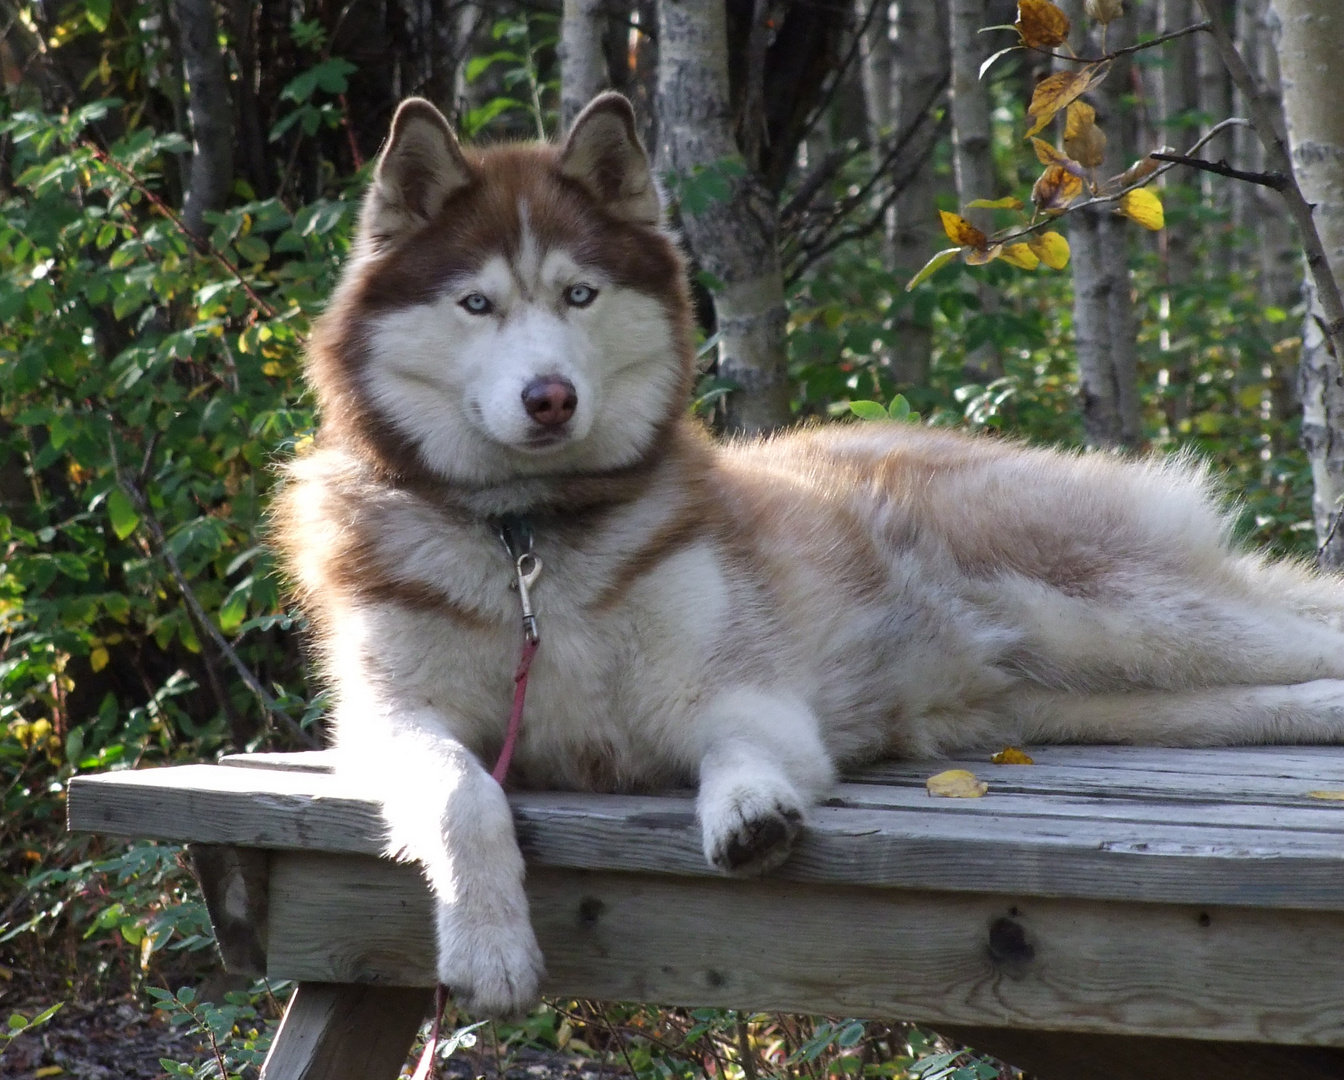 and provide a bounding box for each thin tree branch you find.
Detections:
[795,0,886,148]
[1148,152,1287,190]
[1022,20,1211,65]
[108,436,320,750]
